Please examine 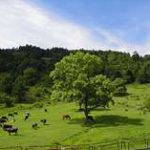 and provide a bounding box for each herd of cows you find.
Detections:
[0,108,72,135]
[0,112,19,135]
